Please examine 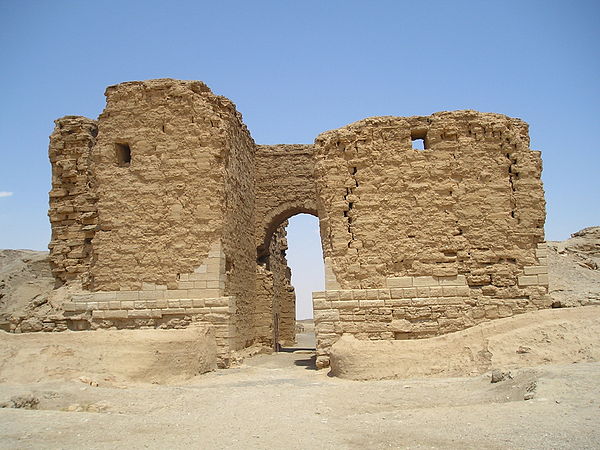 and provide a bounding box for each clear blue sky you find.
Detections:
[1,1,598,317]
